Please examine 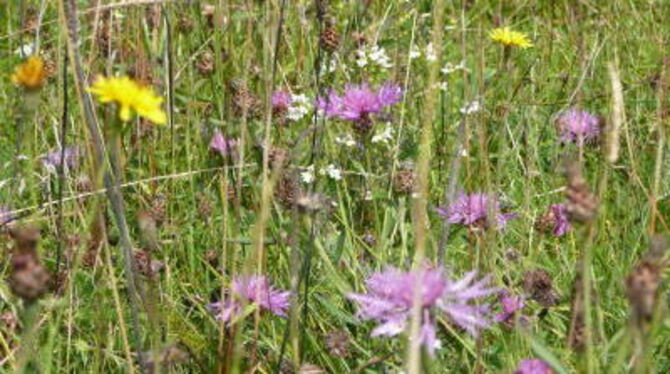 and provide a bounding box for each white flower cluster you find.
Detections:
[460,100,482,115]
[335,133,357,147]
[371,124,394,144]
[286,94,312,121]
[300,164,344,183]
[356,45,393,69]
[441,60,468,74]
